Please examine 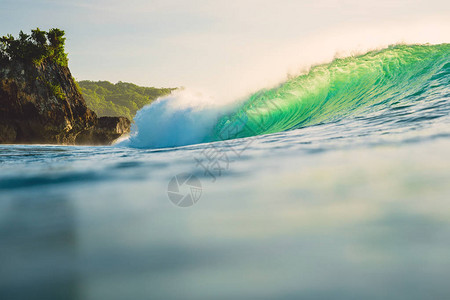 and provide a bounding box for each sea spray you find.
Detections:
[117,89,236,148]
